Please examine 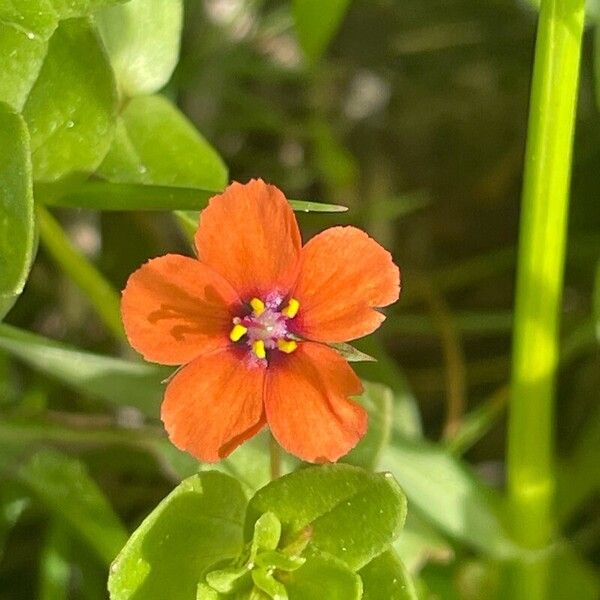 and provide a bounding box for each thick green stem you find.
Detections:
[507,0,585,593]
